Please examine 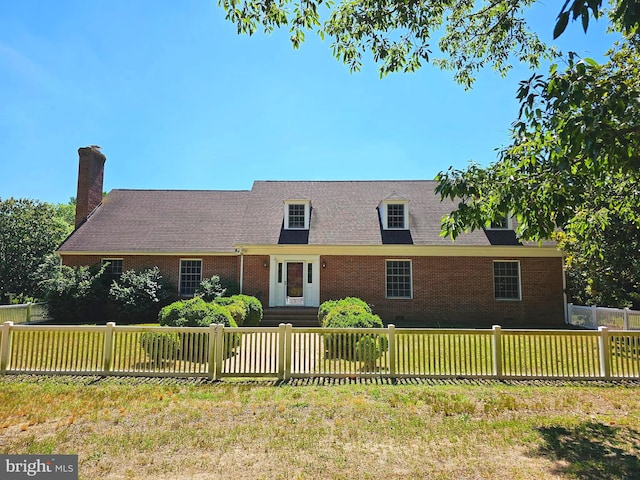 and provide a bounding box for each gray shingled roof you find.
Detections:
[57,180,520,254]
